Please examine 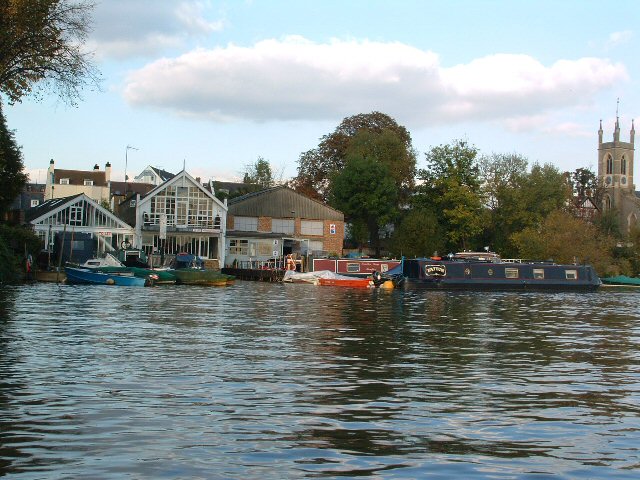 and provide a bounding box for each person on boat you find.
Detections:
[286,254,296,271]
